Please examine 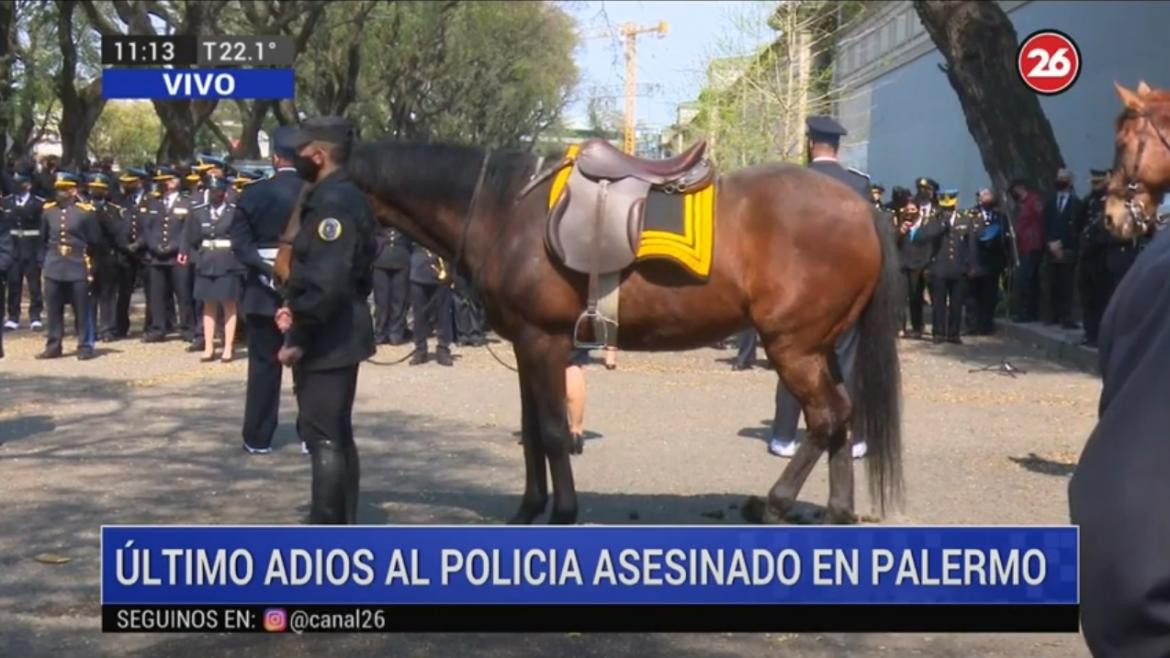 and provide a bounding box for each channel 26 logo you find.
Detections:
[1017,29,1081,95]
